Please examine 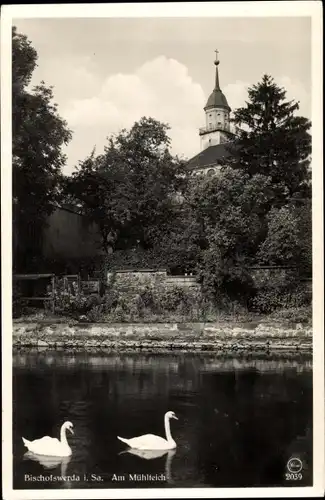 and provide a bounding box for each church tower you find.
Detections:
[199,50,234,151]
